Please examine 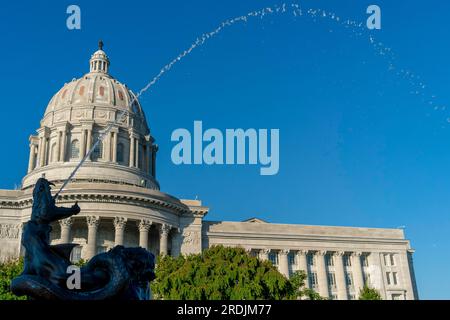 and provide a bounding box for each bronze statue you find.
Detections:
[11,178,155,300]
